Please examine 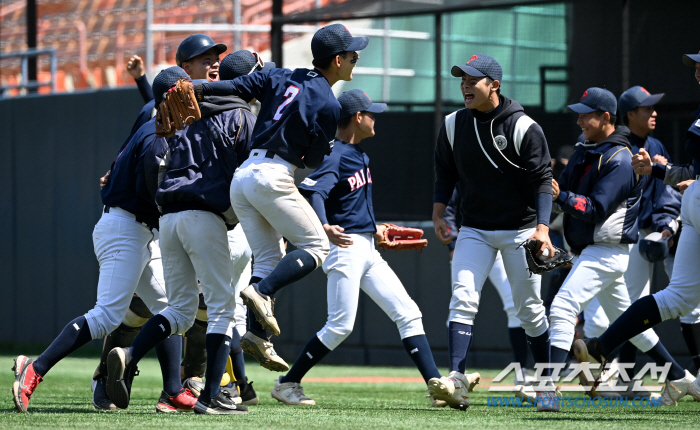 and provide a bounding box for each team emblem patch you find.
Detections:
[301,177,317,187]
[494,135,507,150]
